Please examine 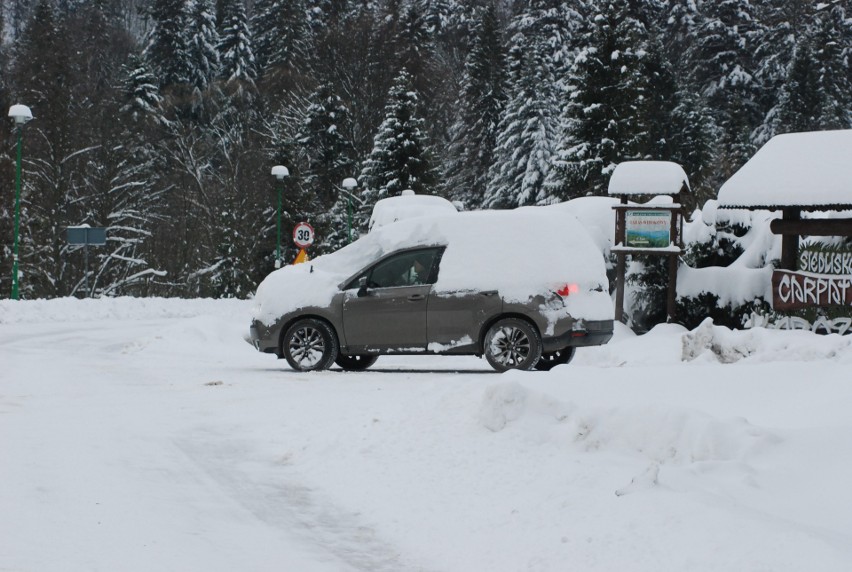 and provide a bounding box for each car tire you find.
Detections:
[335,354,379,371]
[484,318,542,372]
[282,318,339,372]
[534,347,576,371]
